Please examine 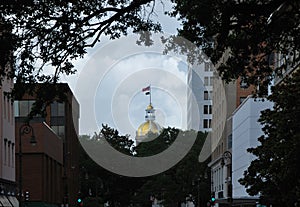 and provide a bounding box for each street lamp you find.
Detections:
[197,178,200,207]
[19,123,37,207]
[221,151,232,207]
[193,173,208,207]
